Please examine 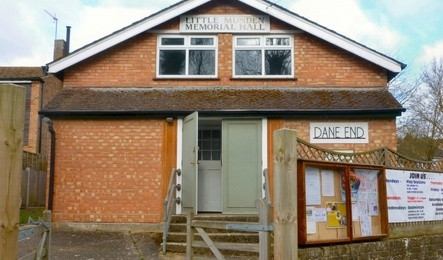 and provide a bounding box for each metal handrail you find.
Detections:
[162,168,181,254]
[263,168,271,206]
